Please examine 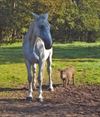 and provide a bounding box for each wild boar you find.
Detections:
[58,66,75,88]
